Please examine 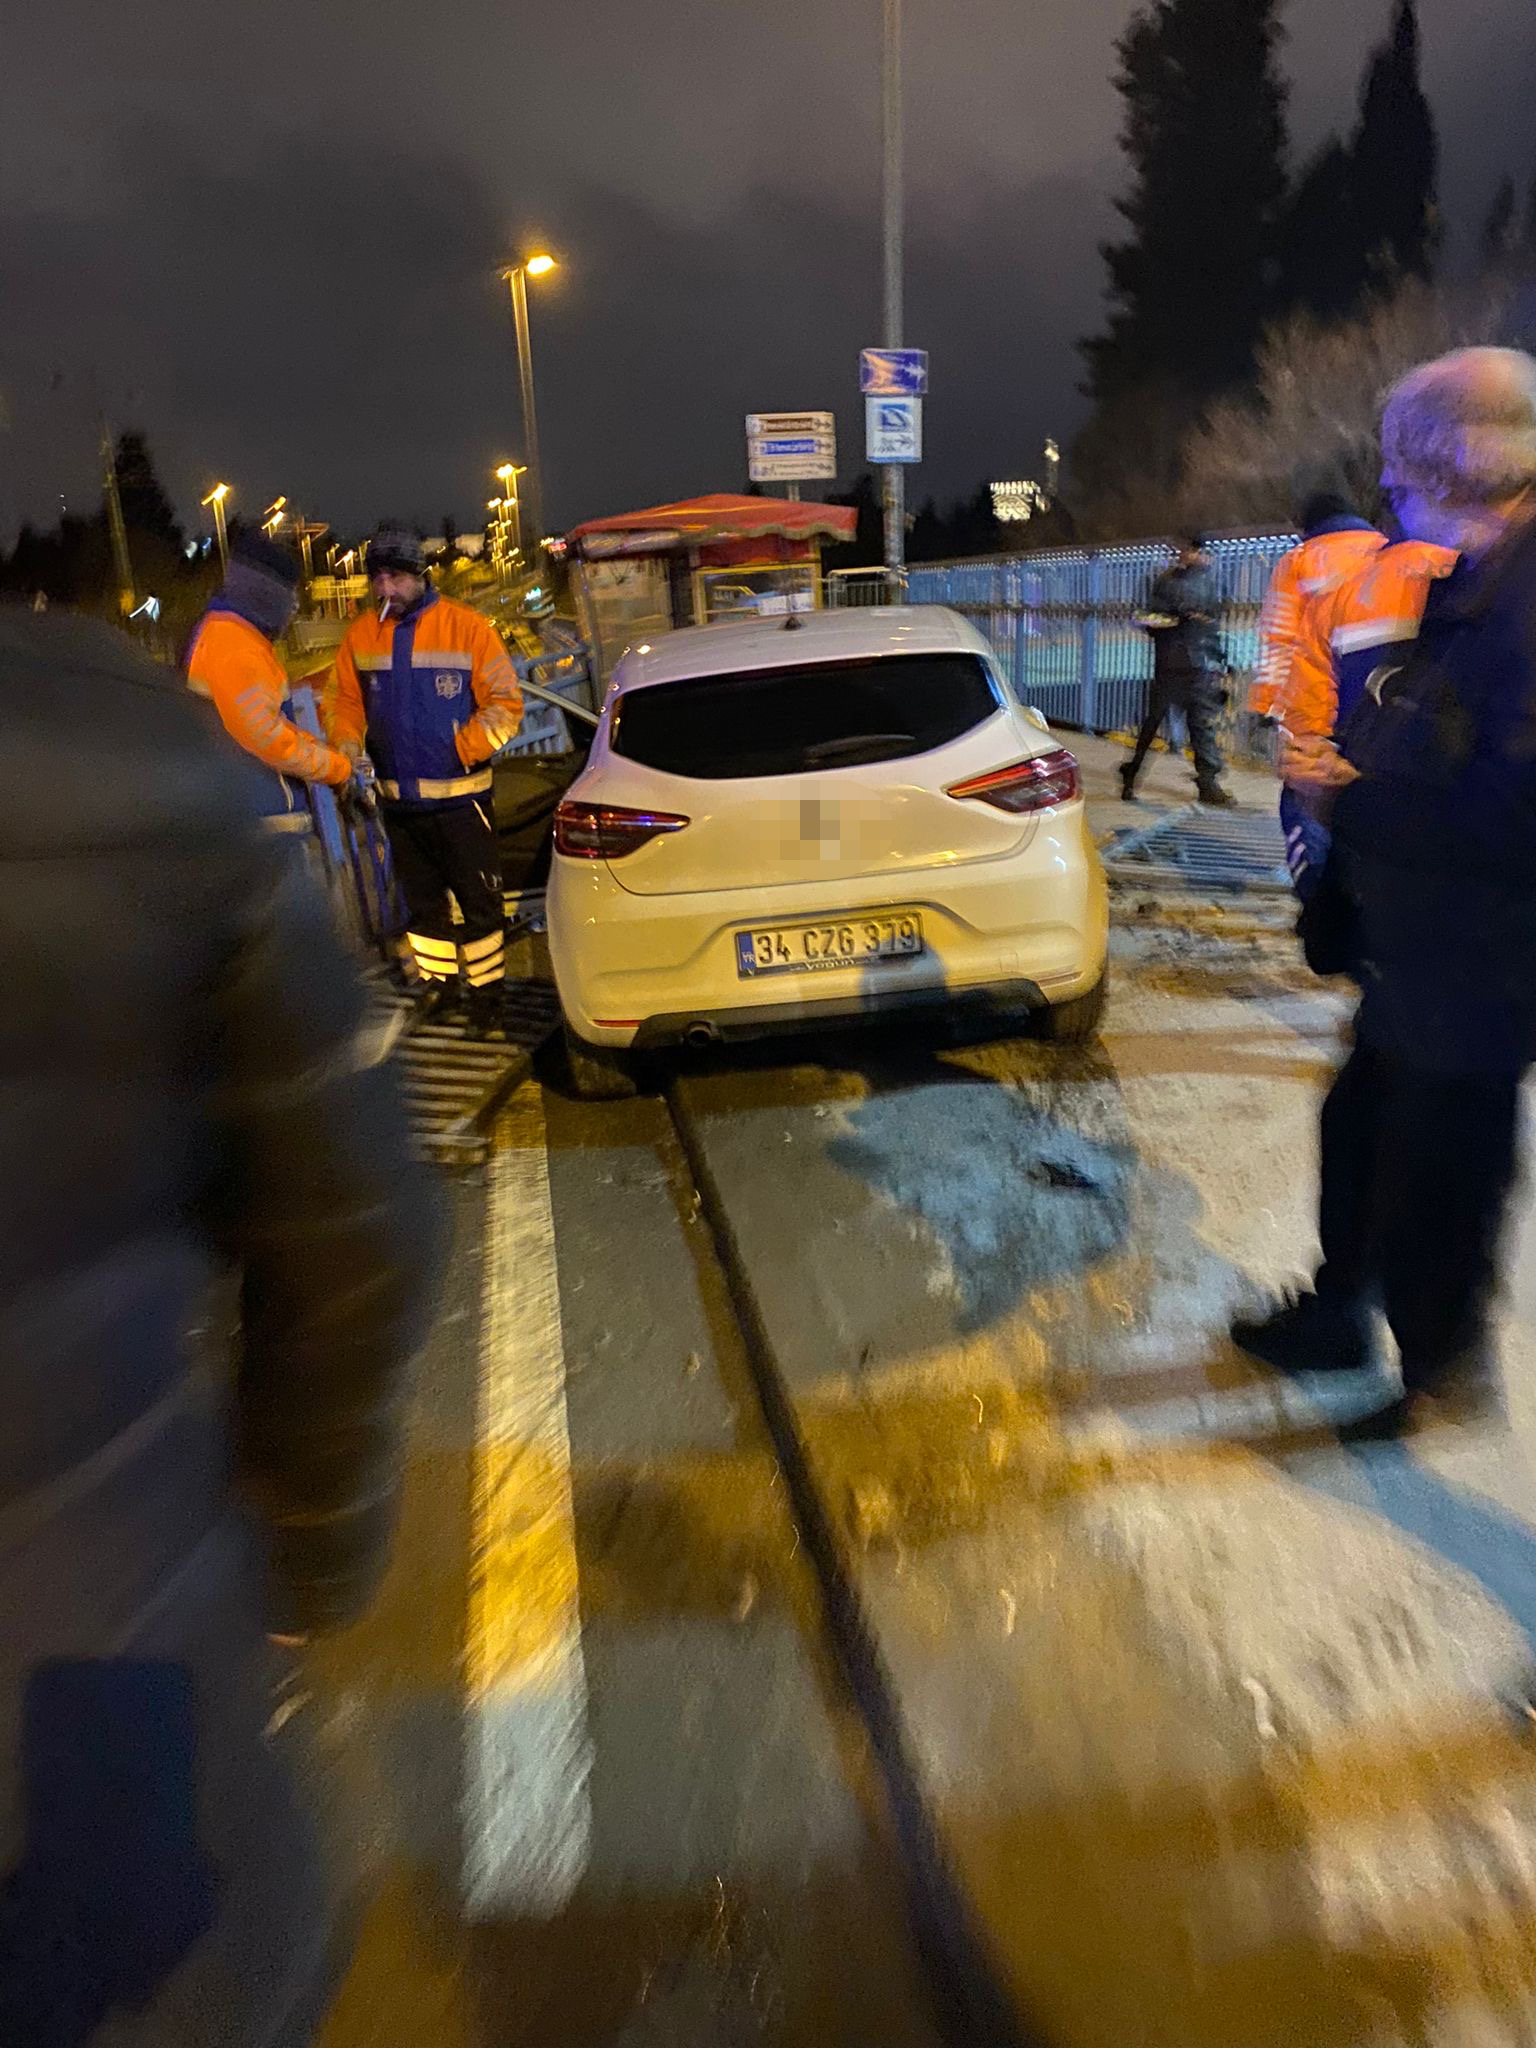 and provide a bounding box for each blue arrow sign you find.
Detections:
[860,348,929,396]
